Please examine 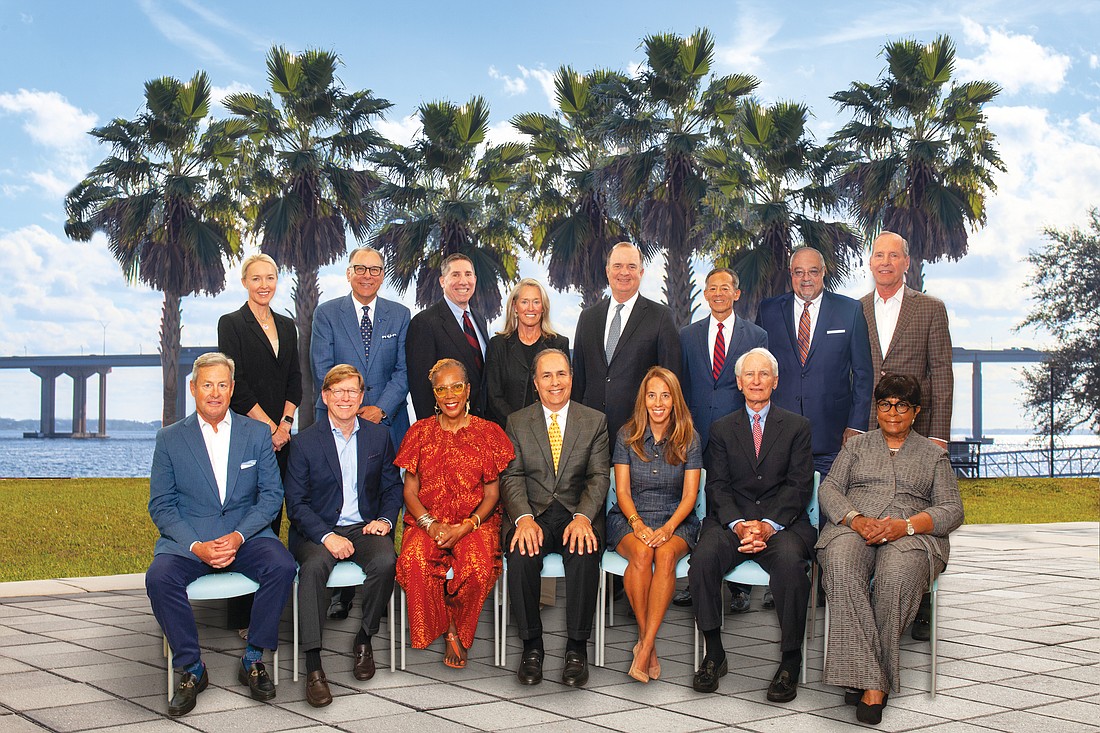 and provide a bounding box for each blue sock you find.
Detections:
[242,644,263,669]
[186,660,205,679]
